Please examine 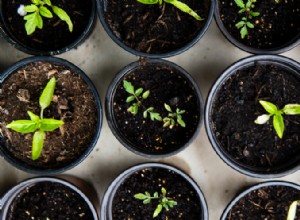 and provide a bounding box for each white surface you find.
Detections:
[0,19,300,219]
